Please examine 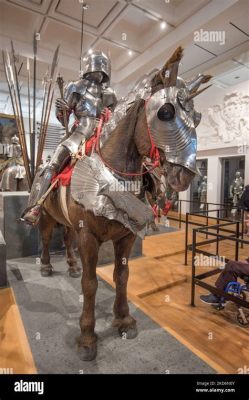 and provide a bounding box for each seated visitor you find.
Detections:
[200,258,249,305]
